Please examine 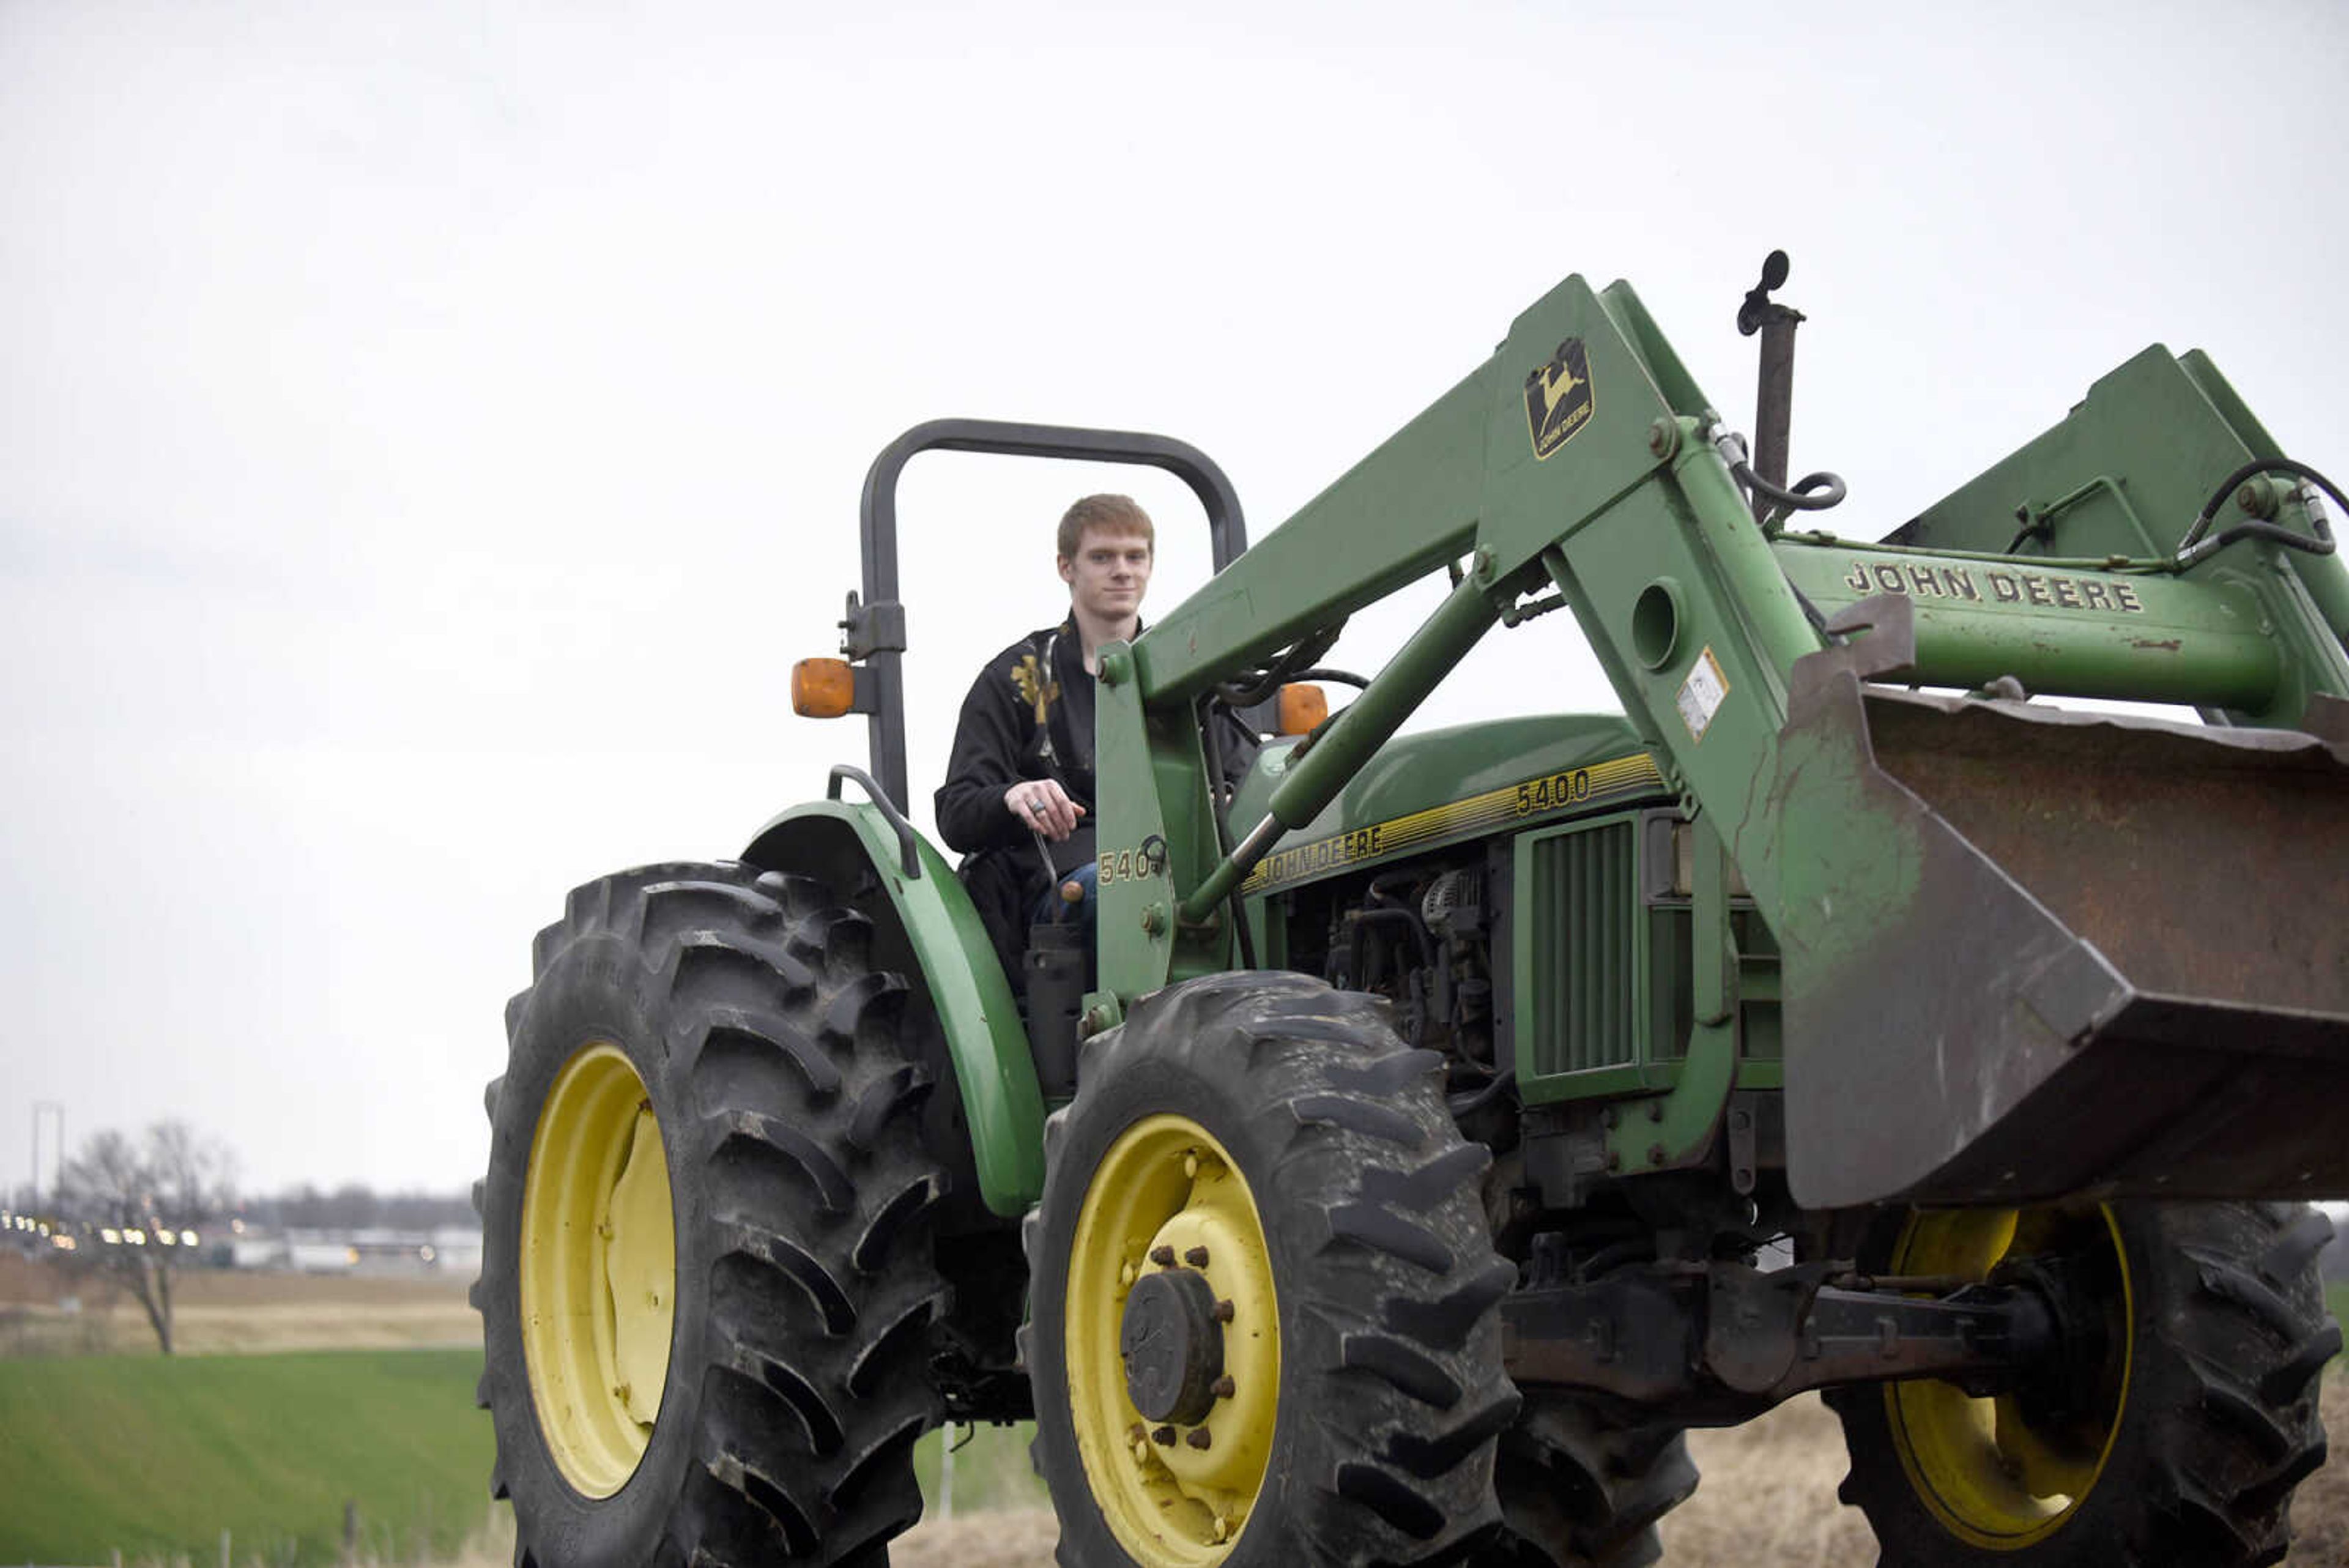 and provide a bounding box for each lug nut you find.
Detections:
[1152,1425,1177,1447]
[1186,1428,1213,1451]
[1212,1375,1236,1399]
[1184,1246,1210,1268]
[1647,1143,1668,1166]
[1133,1438,1151,1463]
[1151,1245,1176,1266]
[1212,1299,1236,1323]
[1129,1422,1146,1443]
[1120,1261,1137,1286]
[1184,1152,1200,1179]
